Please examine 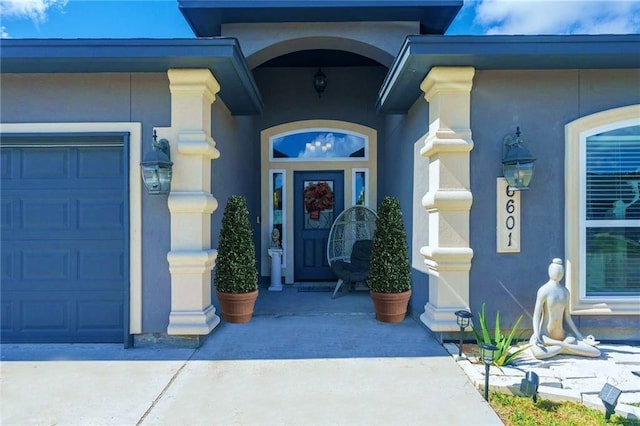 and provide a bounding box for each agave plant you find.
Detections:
[472,303,529,366]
